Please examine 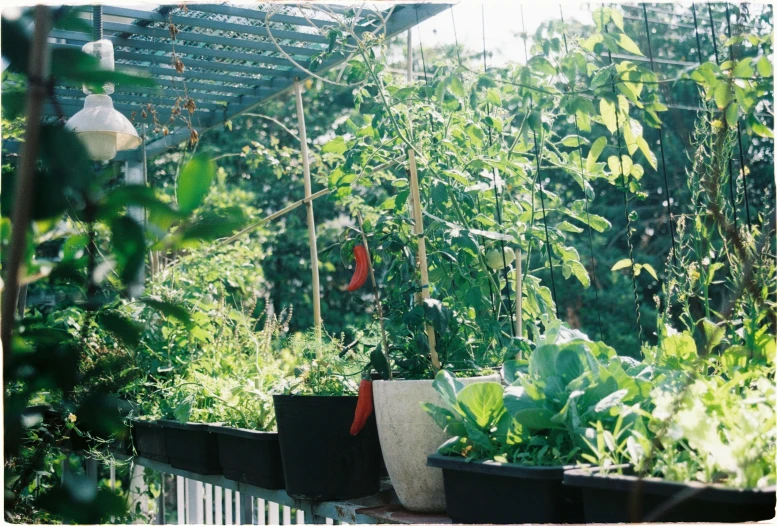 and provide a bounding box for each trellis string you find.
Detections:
[520,4,560,318]
[559,4,604,340]
[705,3,739,227]
[640,4,678,267]
[604,13,643,347]
[724,3,753,229]
[482,5,516,336]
